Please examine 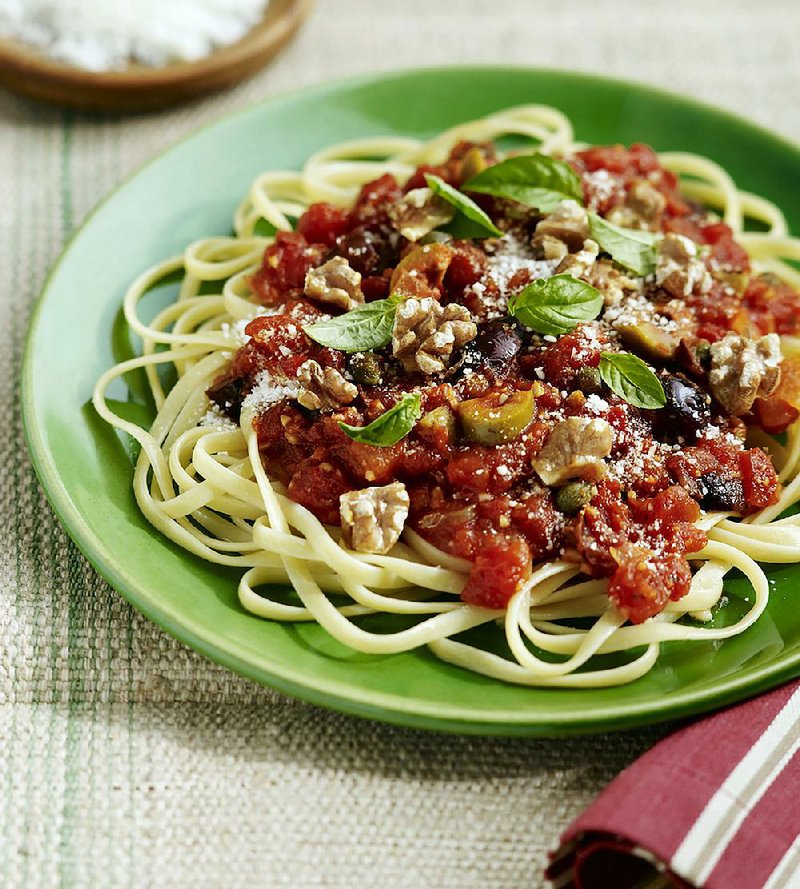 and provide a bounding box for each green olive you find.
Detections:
[555,481,594,515]
[575,366,602,395]
[617,321,678,362]
[460,147,488,183]
[457,389,535,445]
[348,352,383,386]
